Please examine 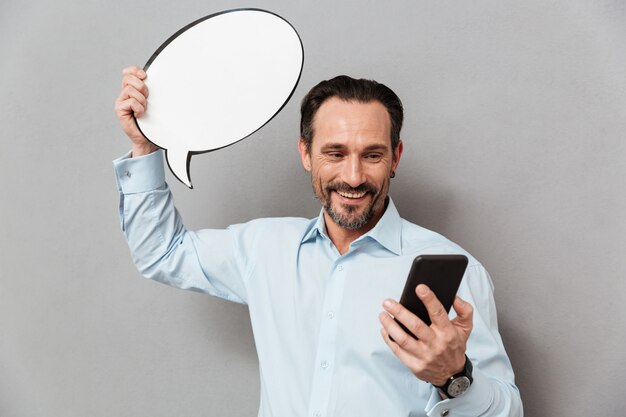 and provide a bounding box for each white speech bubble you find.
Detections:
[135,9,304,188]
